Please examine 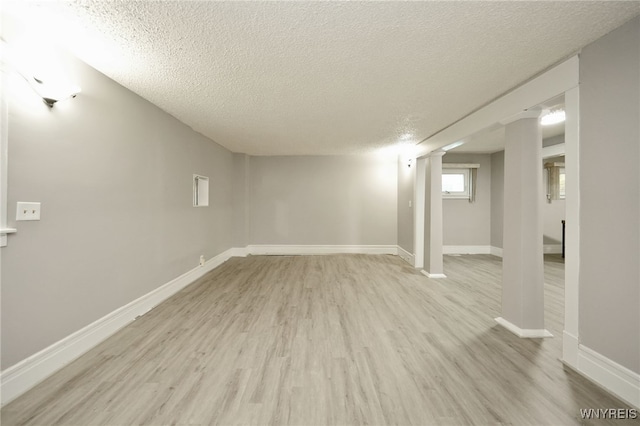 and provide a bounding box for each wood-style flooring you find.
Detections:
[1,254,636,425]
